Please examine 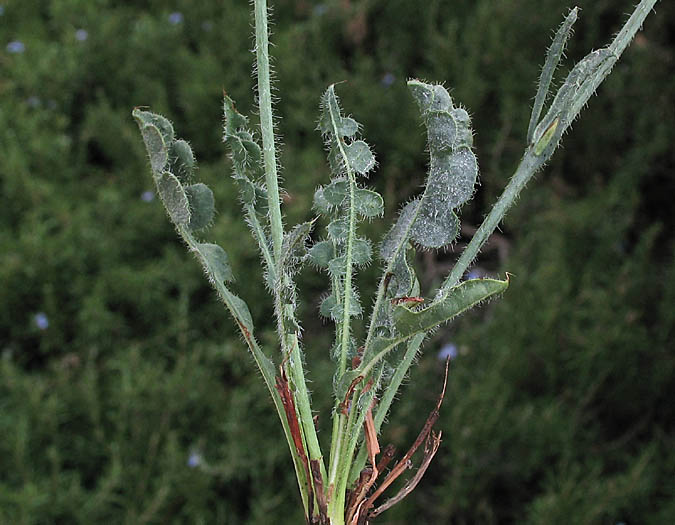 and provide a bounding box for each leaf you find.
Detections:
[308,240,335,268]
[344,140,376,175]
[451,108,474,148]
[426,112,457,153]
[352,237,372,266]
[281,221,313,269]
[185,183,215,231]
[393,278,507,334]
[157,171,190,225]
[196,243,234,284]
[313,186,332,215]
[407,80,454,114]
[354,188,384,218]
[328,255,347,278]
[133,109,175,144]
[319,294,337,319]
[321,290,362,320]
[327,217,349,243]
[528,7,579,143]
[223,94,249,135]
[425,142,477,209]
[141,124,168,173]
[381,200,420,262]
[171,139,195,178]
[323,180,350,207]
[366,278,508,363]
